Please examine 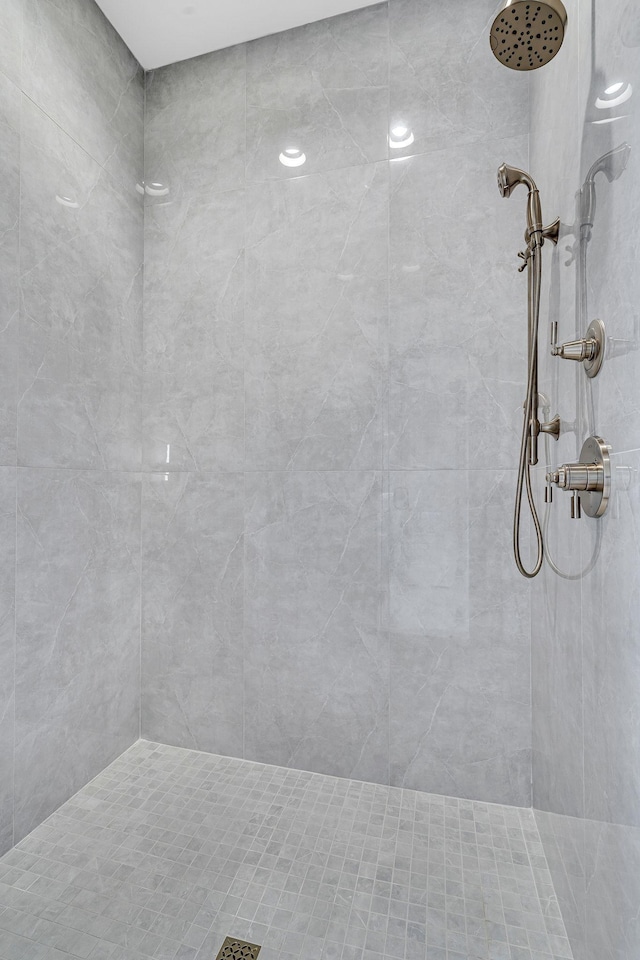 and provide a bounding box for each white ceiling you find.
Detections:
[95,0,382,70]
